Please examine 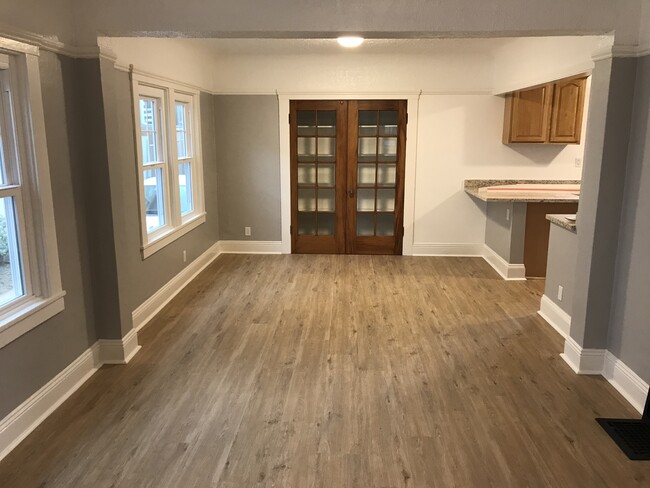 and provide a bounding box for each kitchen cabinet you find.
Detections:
[503,76,587,144]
